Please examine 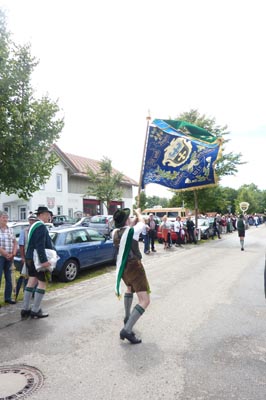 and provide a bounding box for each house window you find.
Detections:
[4,206,10,218]
[19,206,27,221]
[57,206,63,215]
[56,174,62,192]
